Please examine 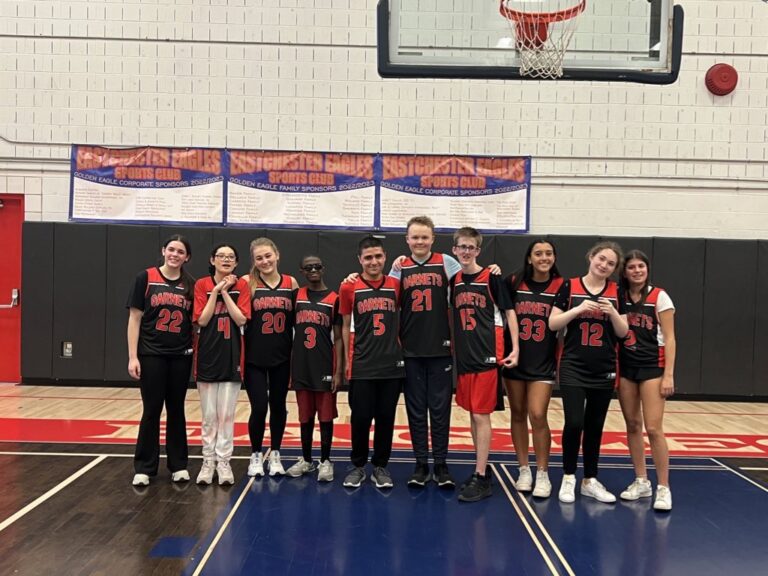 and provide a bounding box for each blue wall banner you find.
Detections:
[69,146,225,224]
[226,150,376,229]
